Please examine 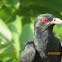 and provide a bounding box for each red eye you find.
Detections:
[43,19,47,23]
